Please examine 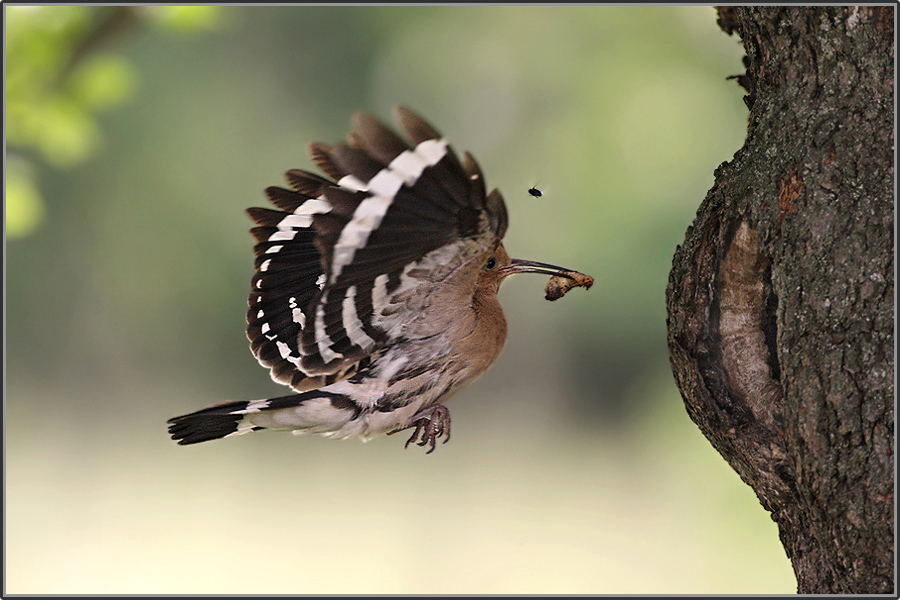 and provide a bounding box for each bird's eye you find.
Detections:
[486,257,497,269]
